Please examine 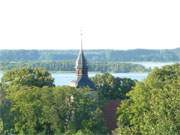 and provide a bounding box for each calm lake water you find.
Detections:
[0,62,179,86]
[52,72,148,86]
